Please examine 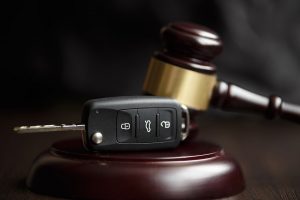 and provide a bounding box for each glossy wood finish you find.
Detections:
[153,22,300,123]
[26,137,245,200]
[2,108,300,200]
[211,81,300,123]
[155,22,223,74]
